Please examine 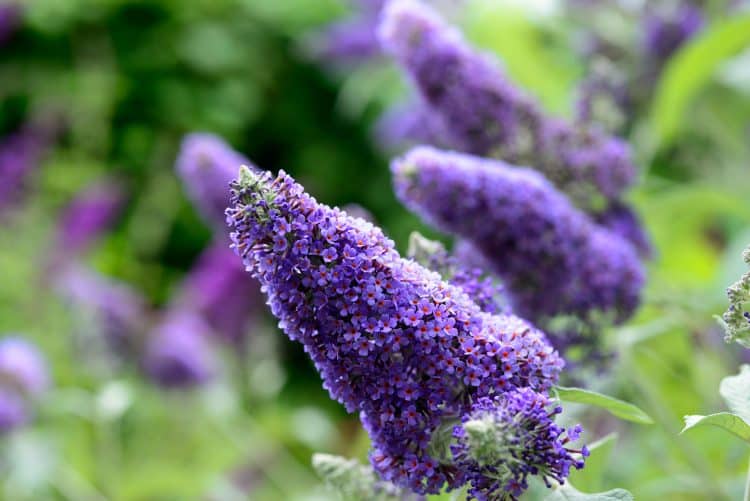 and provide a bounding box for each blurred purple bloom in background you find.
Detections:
[175,242,261,346]
[595,201,653,258]
[374,99,447,151]
[0,122,54,215]
[176,132,252,230]
[55,180,125,259]
[393,146,644,324]
[310,0,386,64]
[54,265,148,356]
[0,337,48,395]
[643,3,704,71]
[143,311,215,389]
[0,336,48,433]
[379,0,636,210]
[228,166,565,496]
[0,3,20,45]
